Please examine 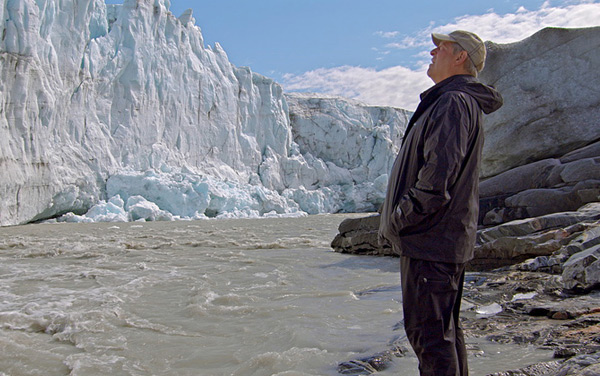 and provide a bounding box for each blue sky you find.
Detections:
[107,0,600,109]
